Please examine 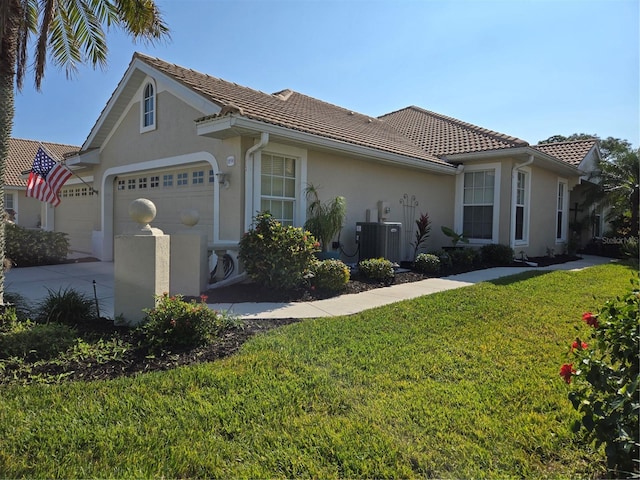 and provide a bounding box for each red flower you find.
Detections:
[571,340,588,351]
[560,363,576,384]
[582,312,599,328]
[200,294,208,303]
